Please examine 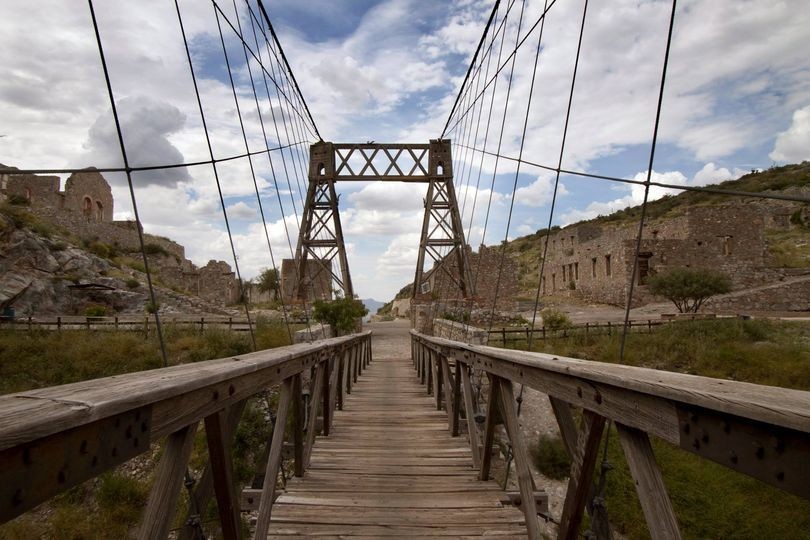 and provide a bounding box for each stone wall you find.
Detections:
[433,318,488,345]
[391,298,411,317]
[416,245,519,309]
[280,258,333,303]
[535,202,807,307]
[294,322,333,343]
